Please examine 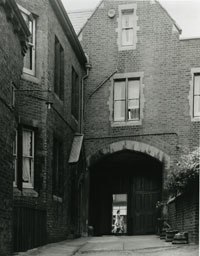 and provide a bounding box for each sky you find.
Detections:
[61,0,200,38]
